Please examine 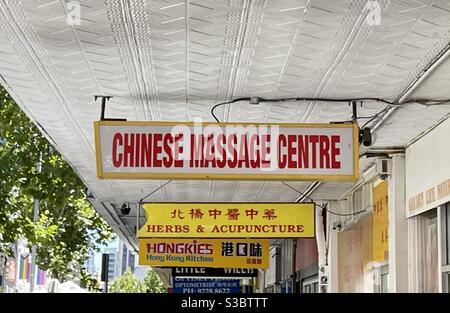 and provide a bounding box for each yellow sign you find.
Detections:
[138,238,269,269]
[138,203,315,238]
[373,181,389,262]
